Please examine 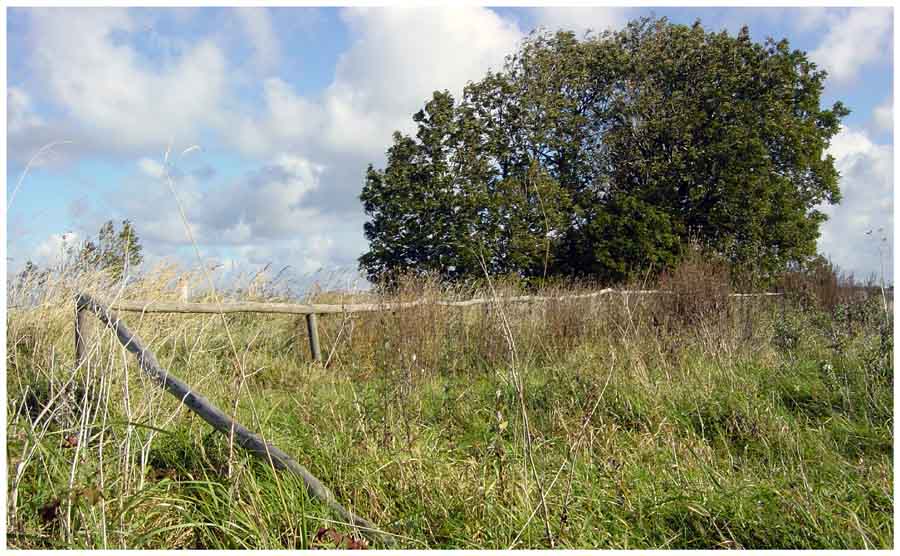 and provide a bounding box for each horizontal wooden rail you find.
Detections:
[108,298,428,315]
[106,288,780,316]
[105,289,781,363]
[74,293,395,546]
